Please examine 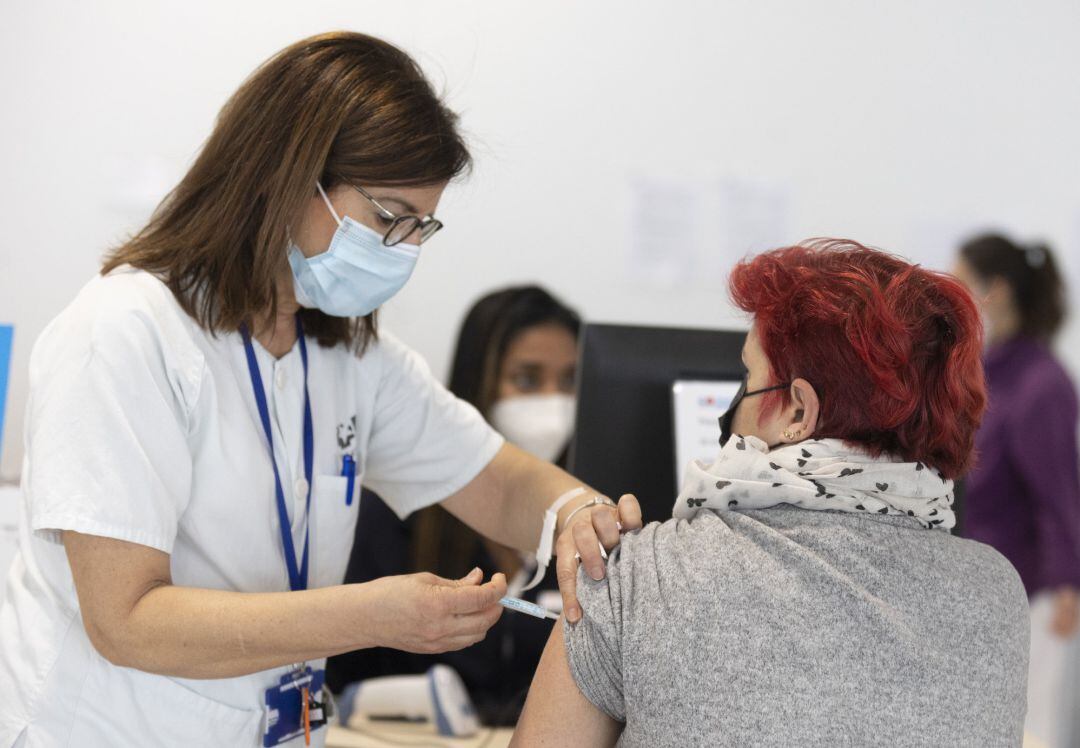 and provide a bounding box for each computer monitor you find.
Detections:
[568,323,747,523]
